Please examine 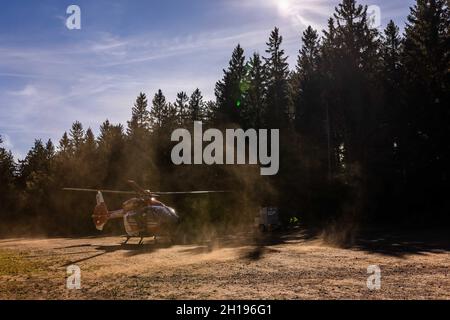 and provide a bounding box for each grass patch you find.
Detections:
[0,250,43,276]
